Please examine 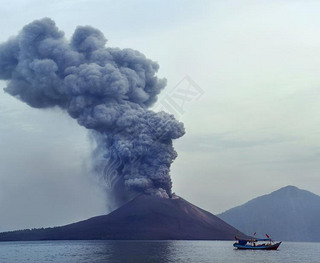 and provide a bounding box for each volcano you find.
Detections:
[0,195,247,241]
